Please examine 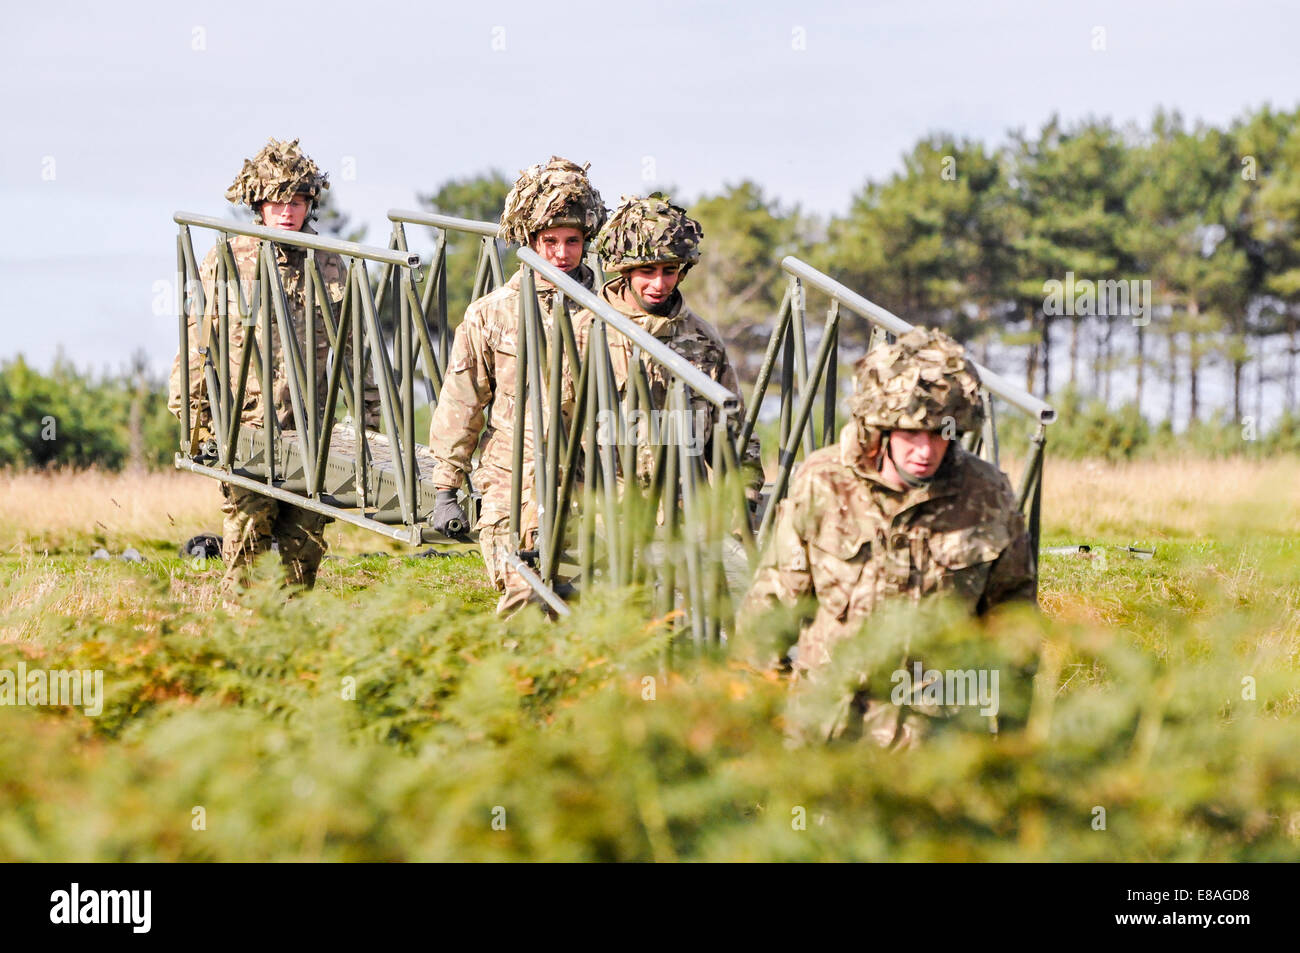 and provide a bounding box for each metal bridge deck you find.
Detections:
[191,424,461,540]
